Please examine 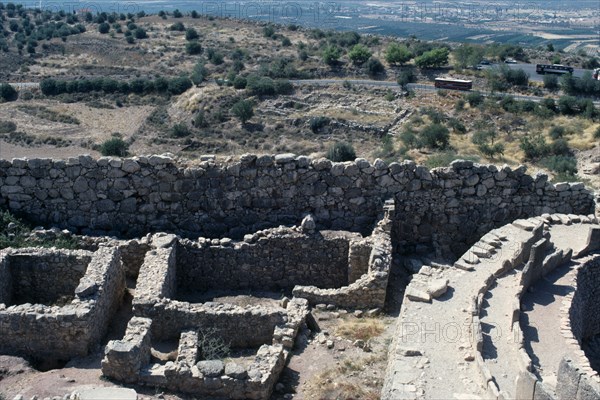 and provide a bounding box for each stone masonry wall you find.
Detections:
[7,250,91,306]
[394,161,594,257]
[0,254,11,305]
[175,229,355,293]
[0,247,125,360]
[133,236,284,347]
[0,155,594,258]
[569,256,600,341]
[292,210,393,309]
